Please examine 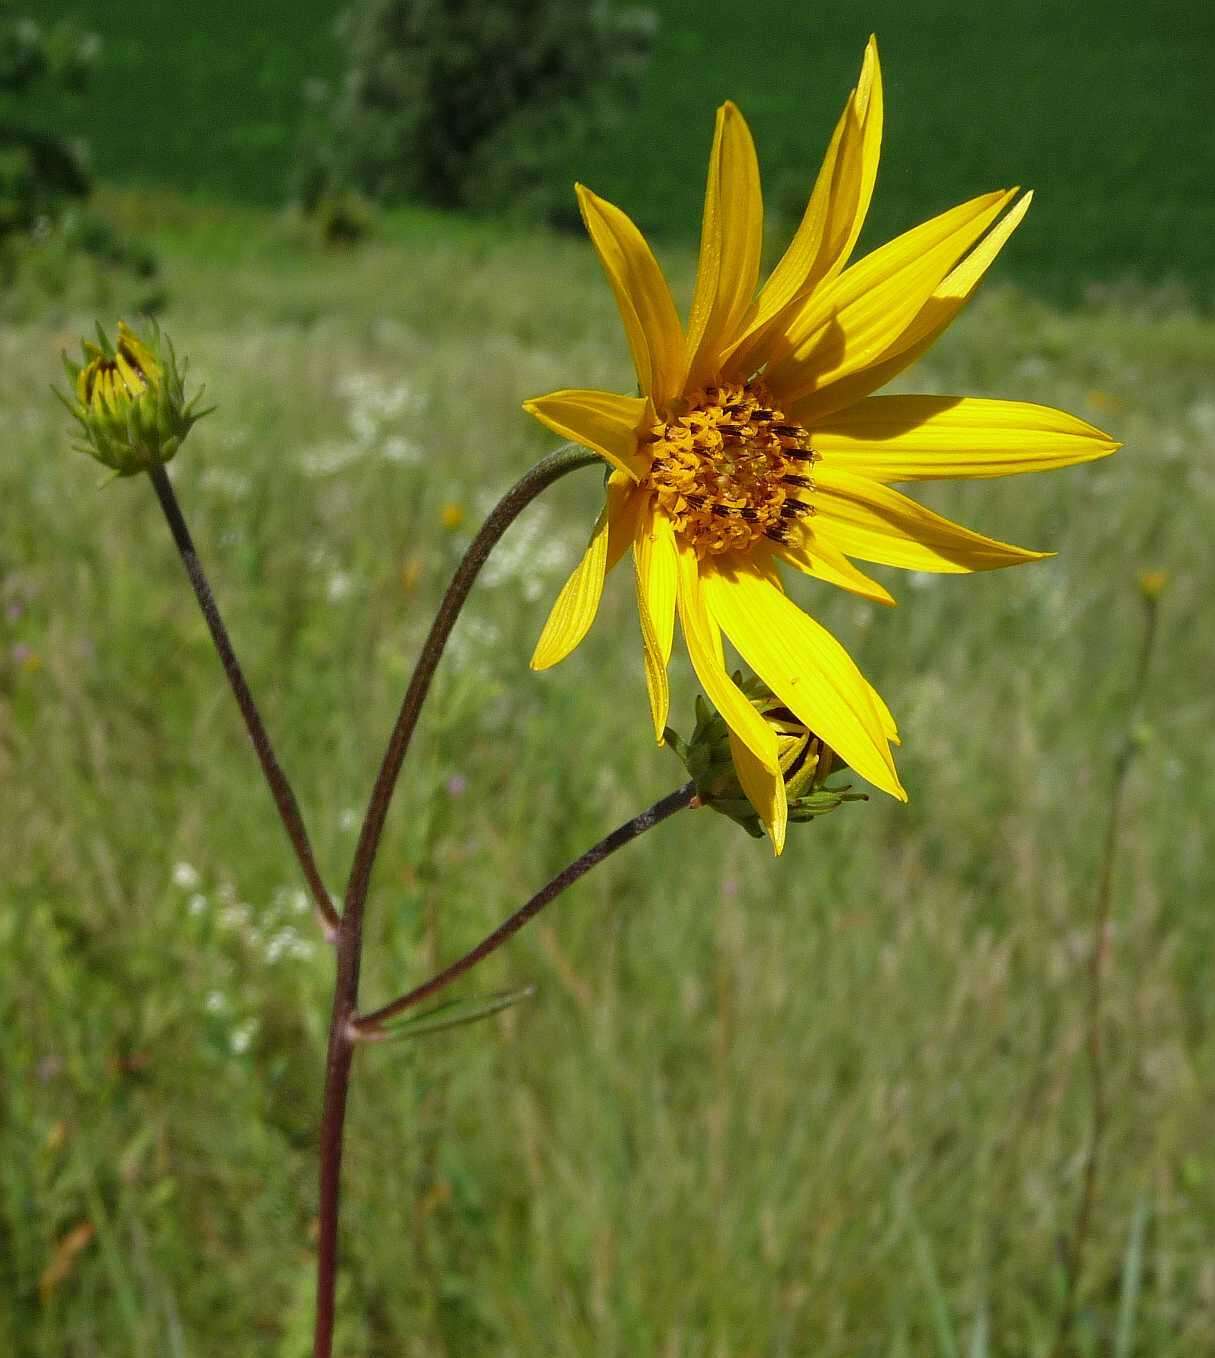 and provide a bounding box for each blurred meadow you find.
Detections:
[3,2,1214,1356]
